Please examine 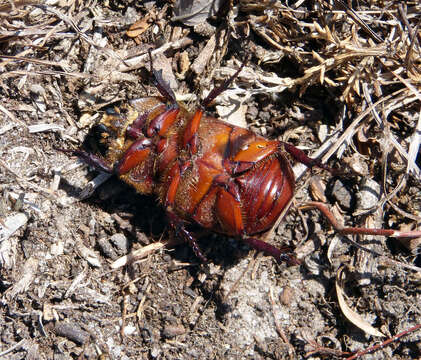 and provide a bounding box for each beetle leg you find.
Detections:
[282,142,337,174]
[167,212,208,263]
[165,162,181,206]
[126,113,148,139]
[183,62,245,153]
[164,161,192,207]
[148,50,177,105]
[222,127,280,175]
[59,137,153,177]
[147,104,180,137]
[201,62,245,108]
[242,237,301,266]
[300,202,421,239]
[212,180,300,265]
[215,182,245,235]
[114,138,152,175]
[182,108,203,154]
[146,52,183,138]
[57,148,113,173]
